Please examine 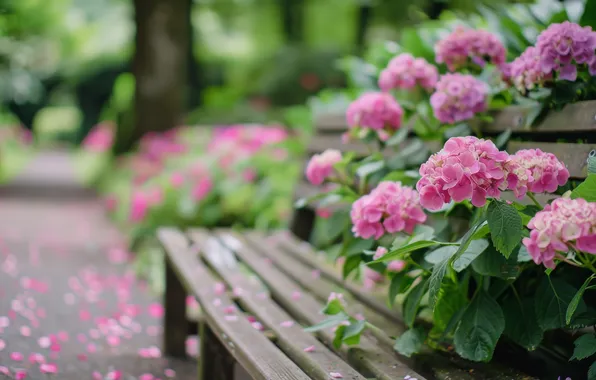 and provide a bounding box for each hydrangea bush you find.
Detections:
[301,19,596,379]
